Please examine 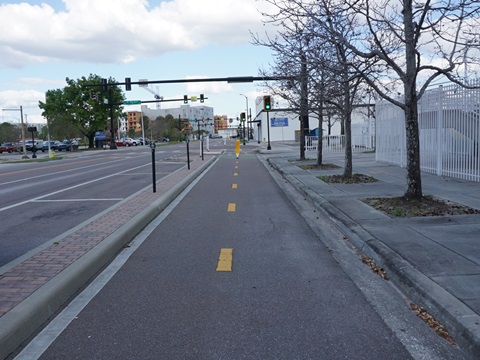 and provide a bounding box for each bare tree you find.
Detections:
[255,0,371,176]
[315,0,480,198]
